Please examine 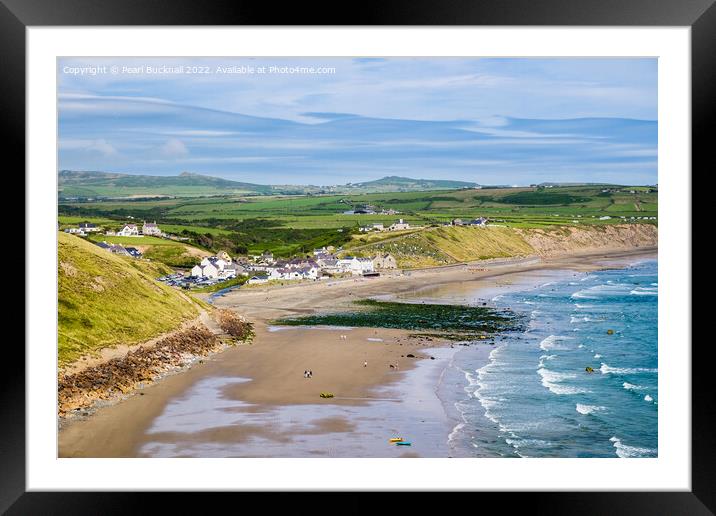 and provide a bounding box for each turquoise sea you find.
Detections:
[442,259,658,458]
